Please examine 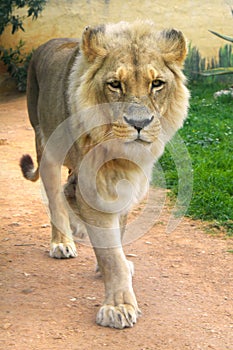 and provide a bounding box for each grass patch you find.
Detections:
[152,83,233,235]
